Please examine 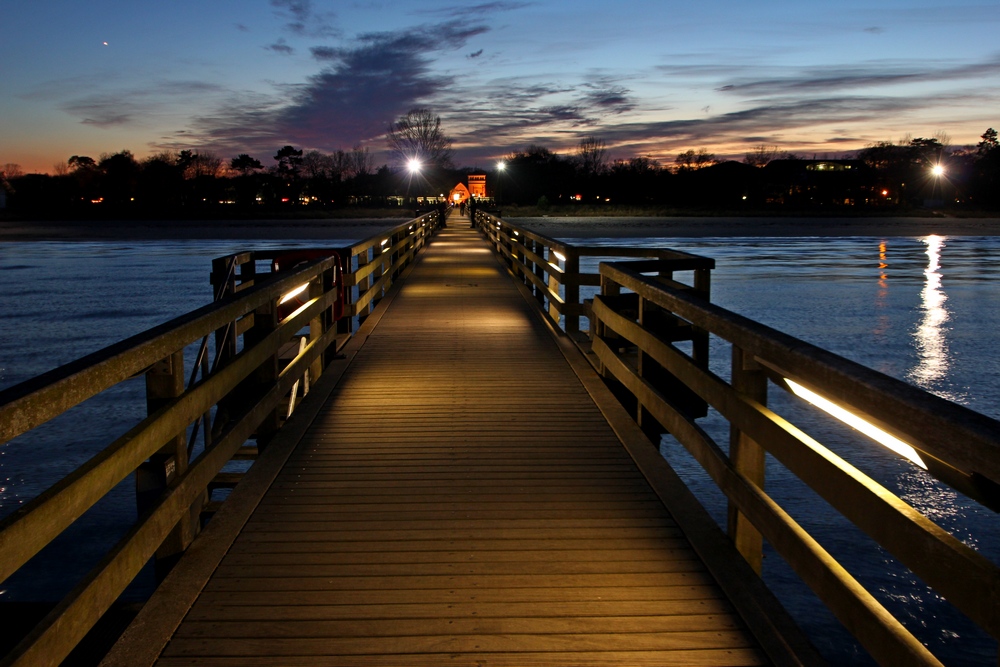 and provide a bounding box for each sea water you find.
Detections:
[1,232,998,664]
